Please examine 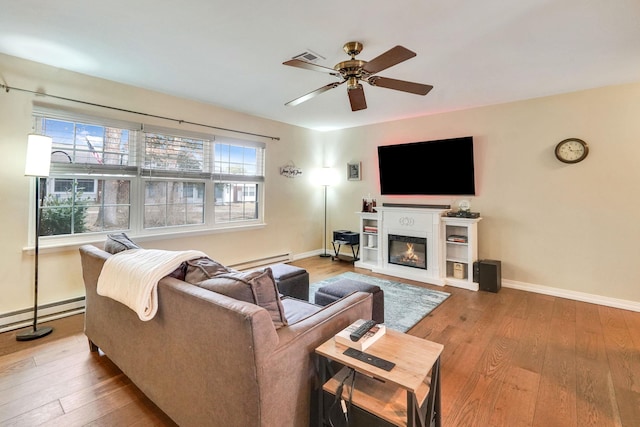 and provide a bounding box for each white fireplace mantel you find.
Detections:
[355,205,481,290]
[372,206,449,286]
